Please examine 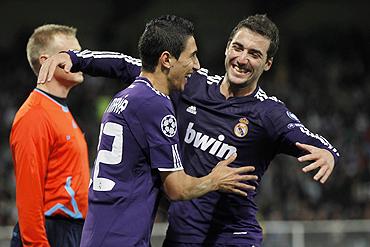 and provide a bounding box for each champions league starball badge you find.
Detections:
[234,118,249,138]
[161,115,177,137]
